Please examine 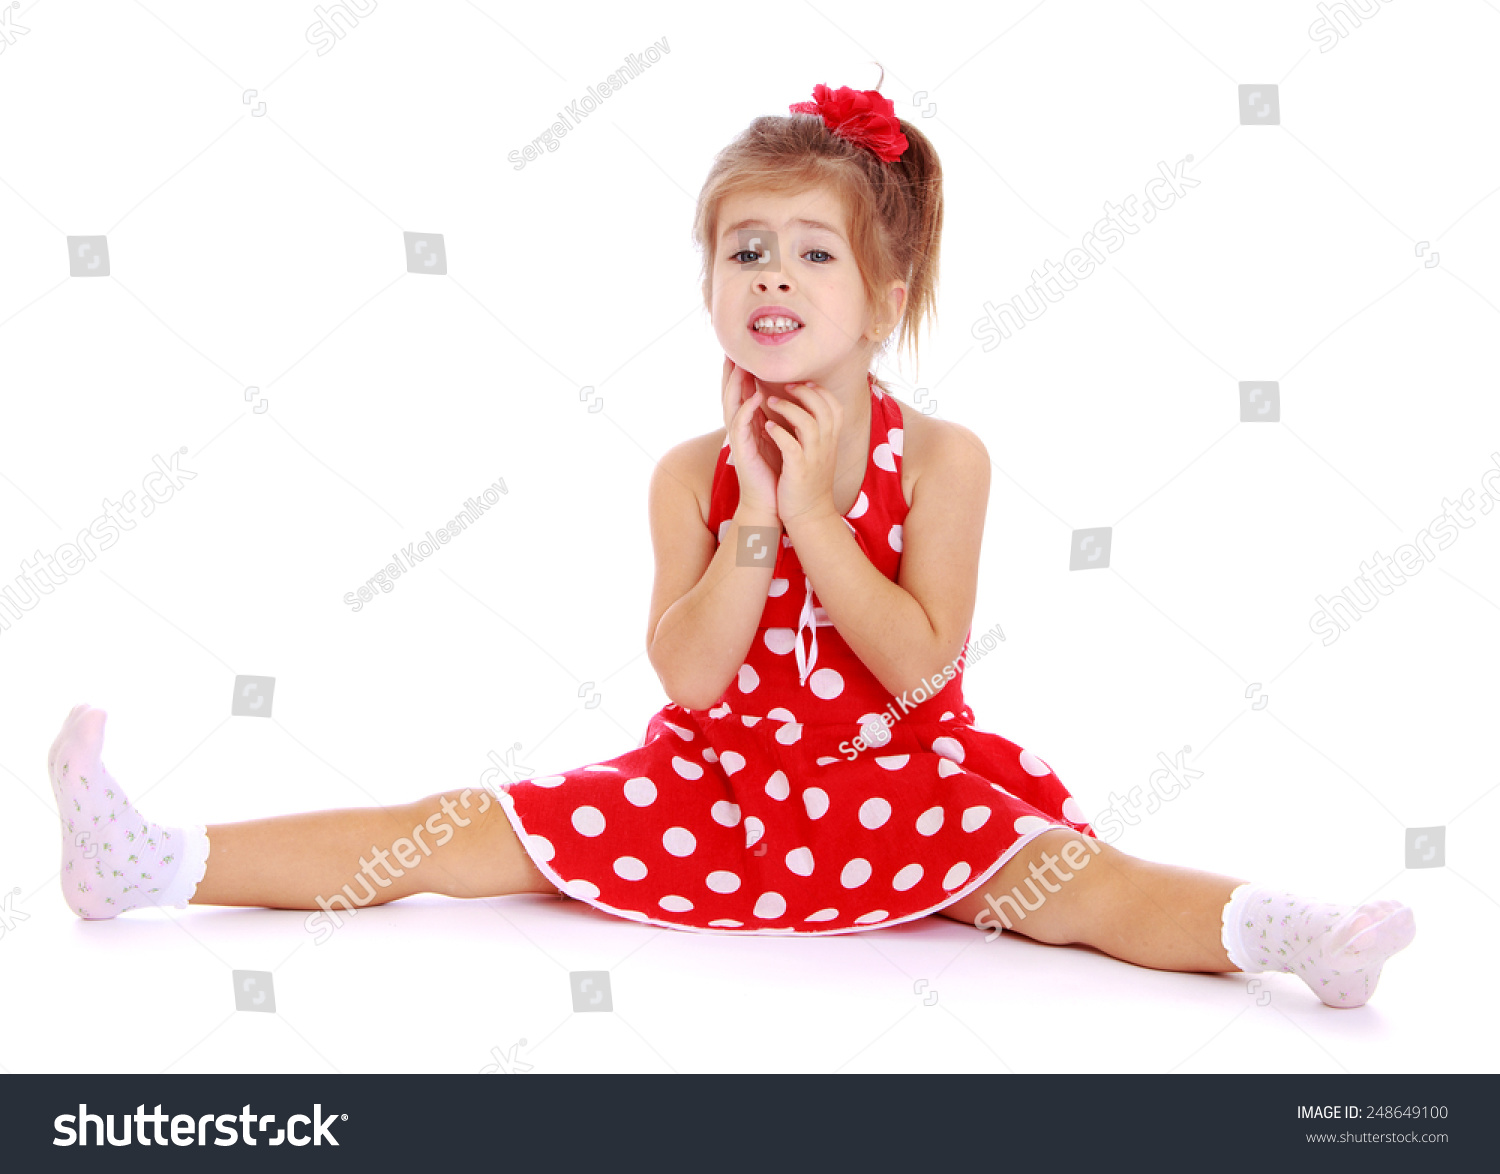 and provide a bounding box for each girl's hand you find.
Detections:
[762,382,842,525]
[720,356,779,517]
